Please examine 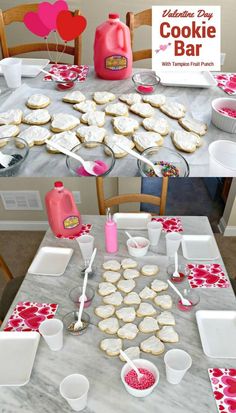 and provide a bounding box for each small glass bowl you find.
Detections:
[54,70,80,91]
[63,311,90,336]
[0,137,29,176]
[137,147,190,177]
[167,264,190,283]
[132,72,161,94]
[175,288,200,312]
[66,141,115,177]
[69,285,95,308]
